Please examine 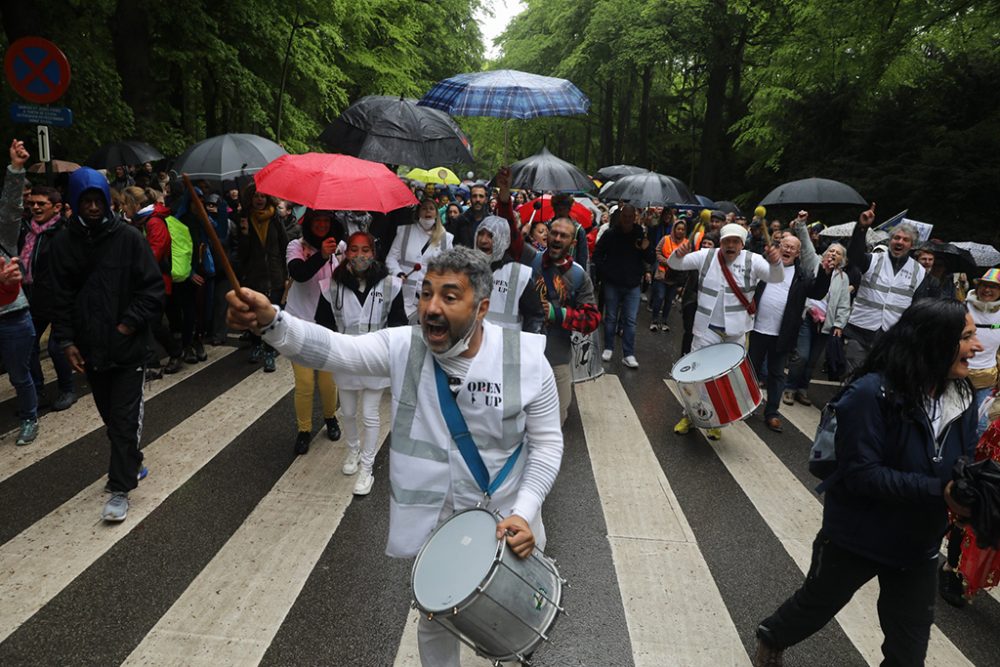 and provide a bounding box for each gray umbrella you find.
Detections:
[595,164,648,182]
[172,133,287,181]
[319,96,474,168]
[510,147,593,192]
[600,171,698,207]
[760,177,867,207]
[86,141,164,169]
[953,242,1000,268]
